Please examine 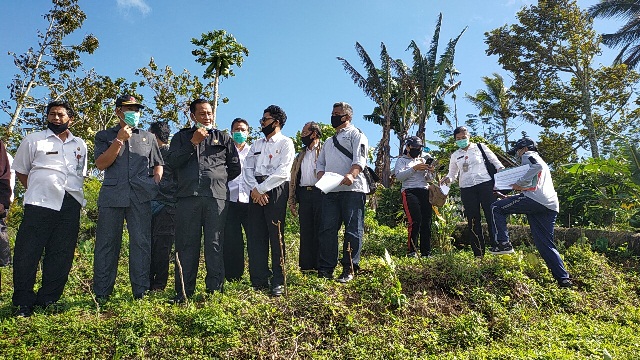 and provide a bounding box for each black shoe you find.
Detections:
[96,295,109,305]
[168,295,186,305]
[406,251,418,258]
[271,285,285,297]
[15,305,33,318]
[488,242,515,255]
[317,271,333,280]
[252,283,269,292]
[336,270,354,283]
[558,279,574,288]
[133,291,148,300]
